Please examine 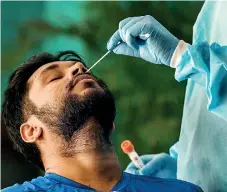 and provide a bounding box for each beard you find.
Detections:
[27,77,116,147]
[58,81,116,142]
